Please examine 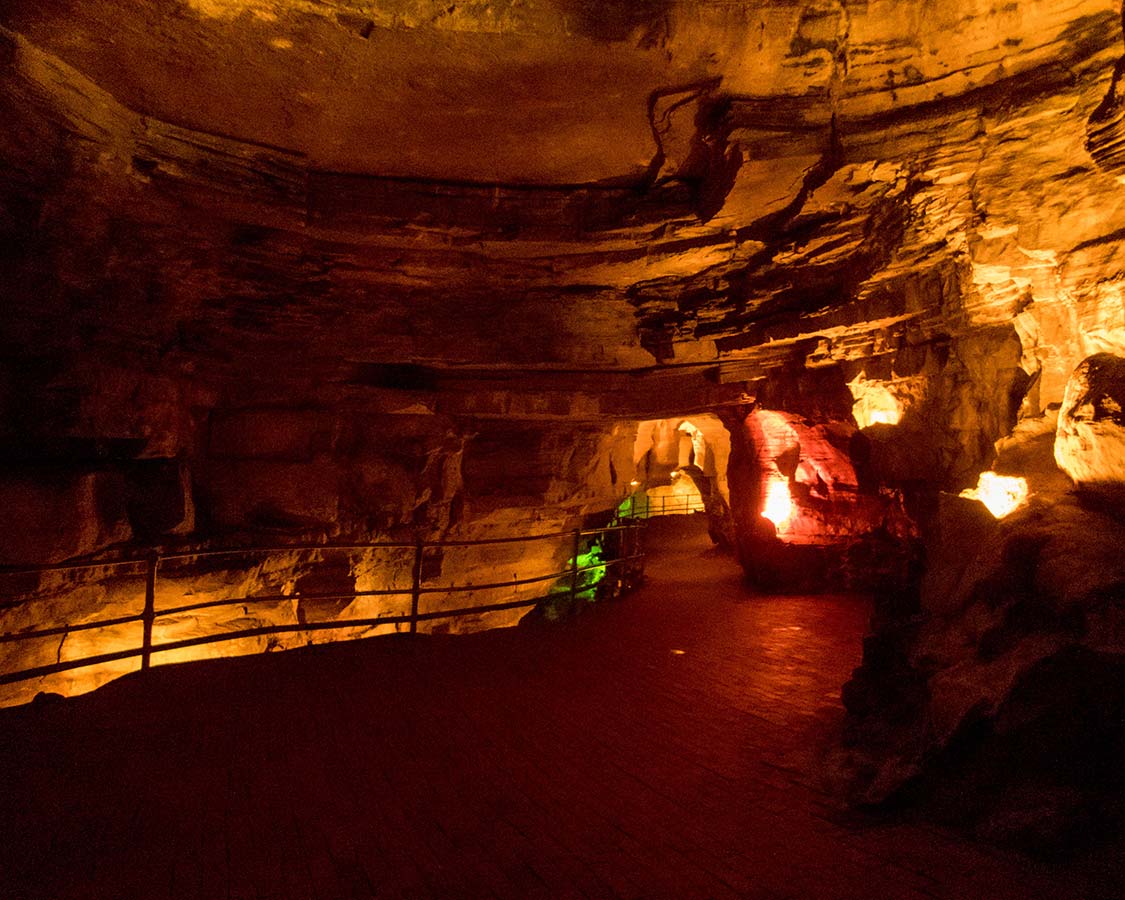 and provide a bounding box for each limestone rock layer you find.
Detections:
[3,3,1125,815]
